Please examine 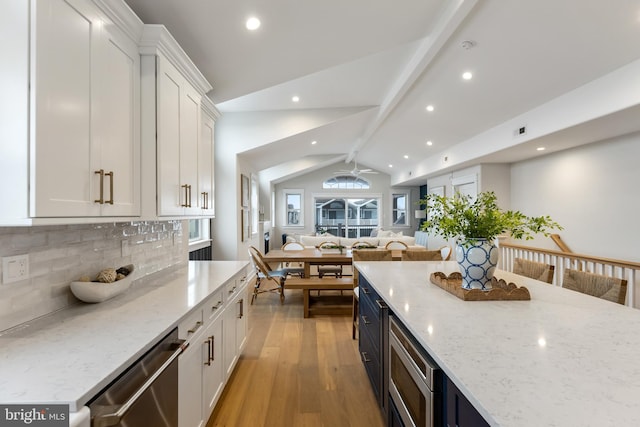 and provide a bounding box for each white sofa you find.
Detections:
[296,234,424,250]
